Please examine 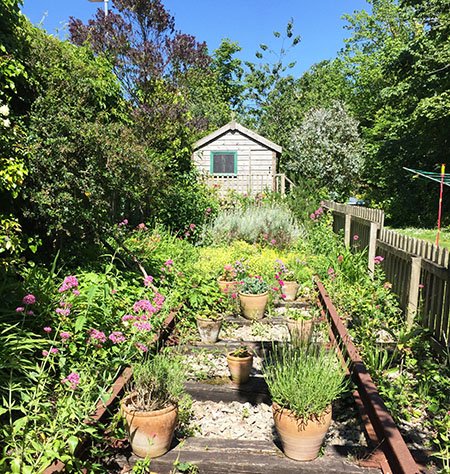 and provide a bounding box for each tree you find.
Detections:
[69,0,211,158]
[286,100,365,199]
